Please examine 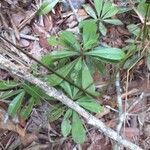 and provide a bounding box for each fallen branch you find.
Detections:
[66,0,80,22]
[115,72,123,134]
[114,72,123,150]
[0,55,143,150]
